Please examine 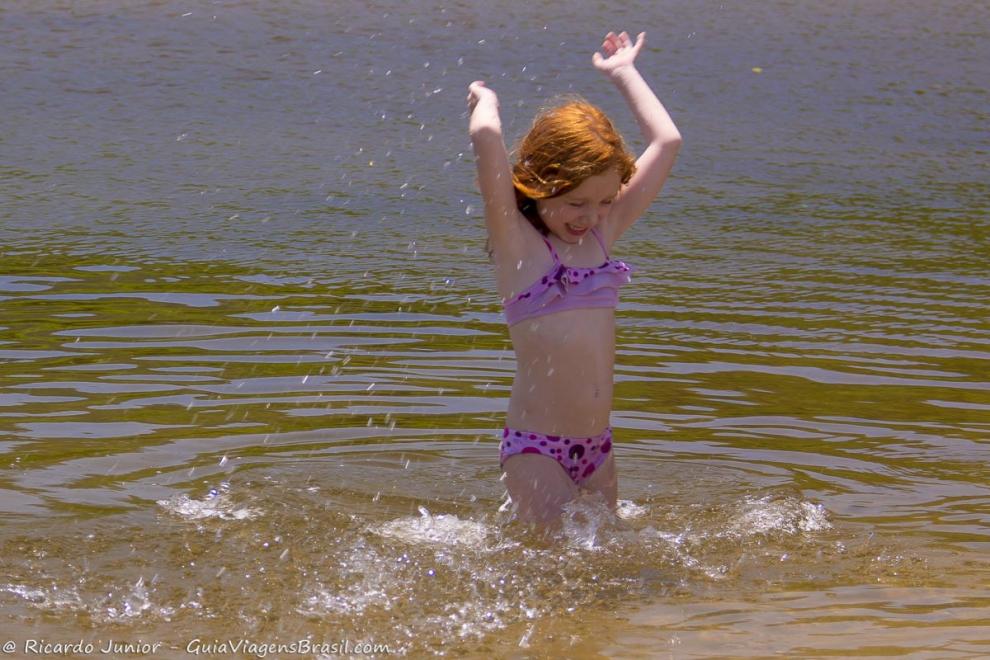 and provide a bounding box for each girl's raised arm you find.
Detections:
[593,32,682,244]
[467,81,523,248]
